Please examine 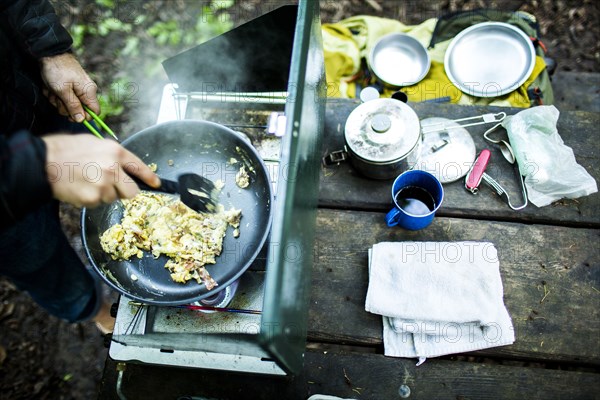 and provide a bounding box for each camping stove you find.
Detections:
[107,1,325,376]
[109,84,286,375]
